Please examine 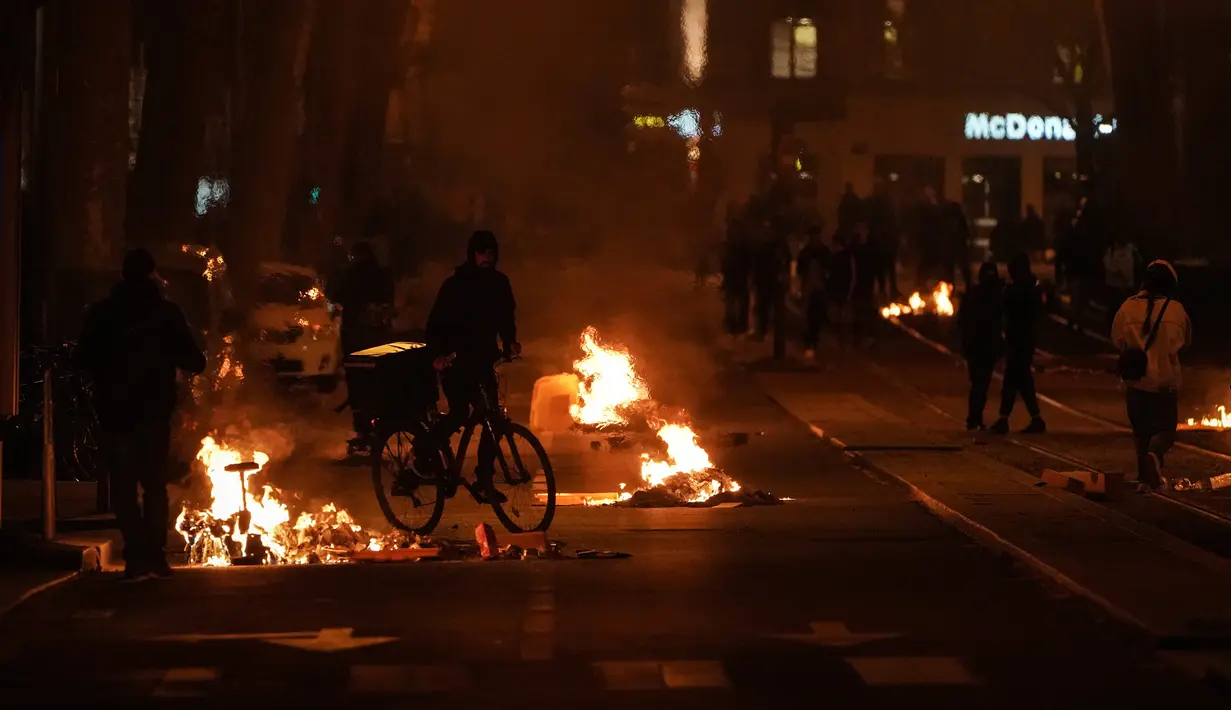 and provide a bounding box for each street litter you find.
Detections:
[577,550,632,560]
[1210,473,1231,491]
[563,327,746,506]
